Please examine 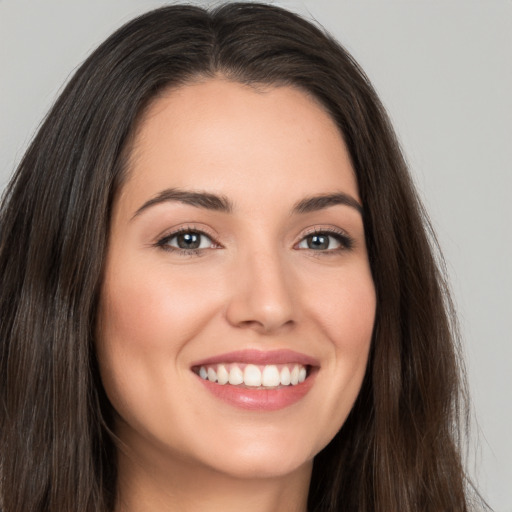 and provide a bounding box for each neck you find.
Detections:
[114,443,312,512]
